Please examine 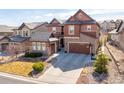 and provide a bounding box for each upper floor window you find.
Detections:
[23,30,29,37]
[52,27,56,32]
[87,25,91,31]
[68,25,75,35]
